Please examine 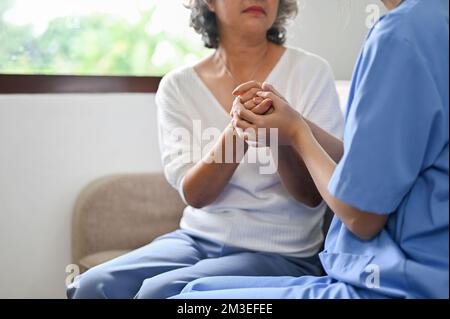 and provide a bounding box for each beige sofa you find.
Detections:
[72,172,333,272]
[72,173,185,272]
